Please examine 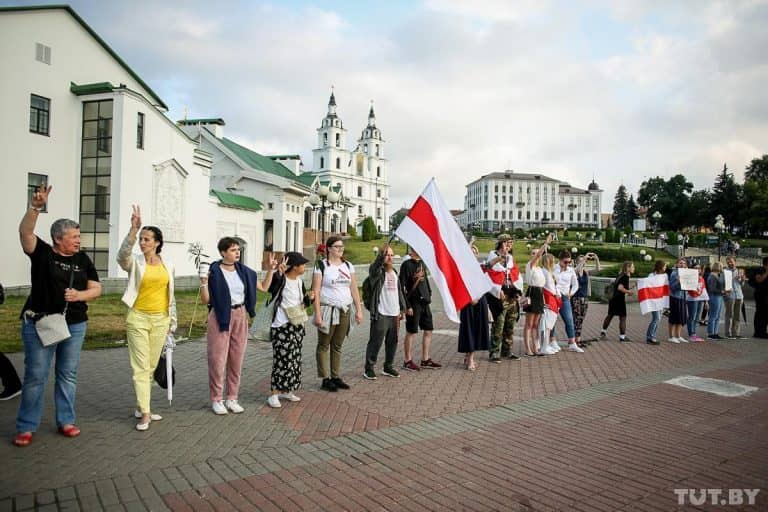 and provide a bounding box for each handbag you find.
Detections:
[153,354,175,389]
[35,267,75,347]
[283,304,308,326]
[249,299,276,342]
